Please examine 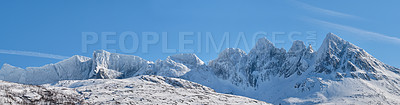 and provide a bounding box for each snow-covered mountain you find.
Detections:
[0,75,268,105]
[0,55,92,84]
[1,33,400,104]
